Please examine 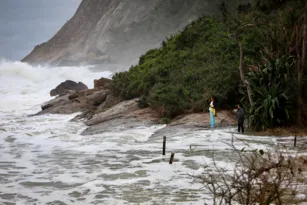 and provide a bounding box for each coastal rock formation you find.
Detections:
[50,80,88,96]
[40,89,108,115]
[22,0,228,66]
[81,109,236,135]
[94,77,112,89]
[38,77,121,120]
[36,84,236,135]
